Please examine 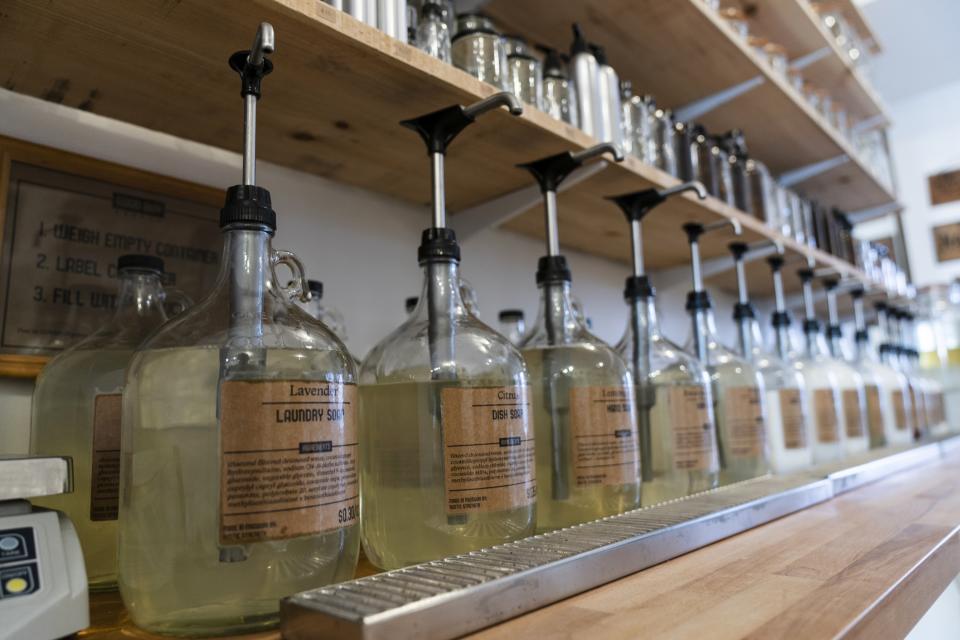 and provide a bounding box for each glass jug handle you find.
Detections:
[272,249,310,303]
